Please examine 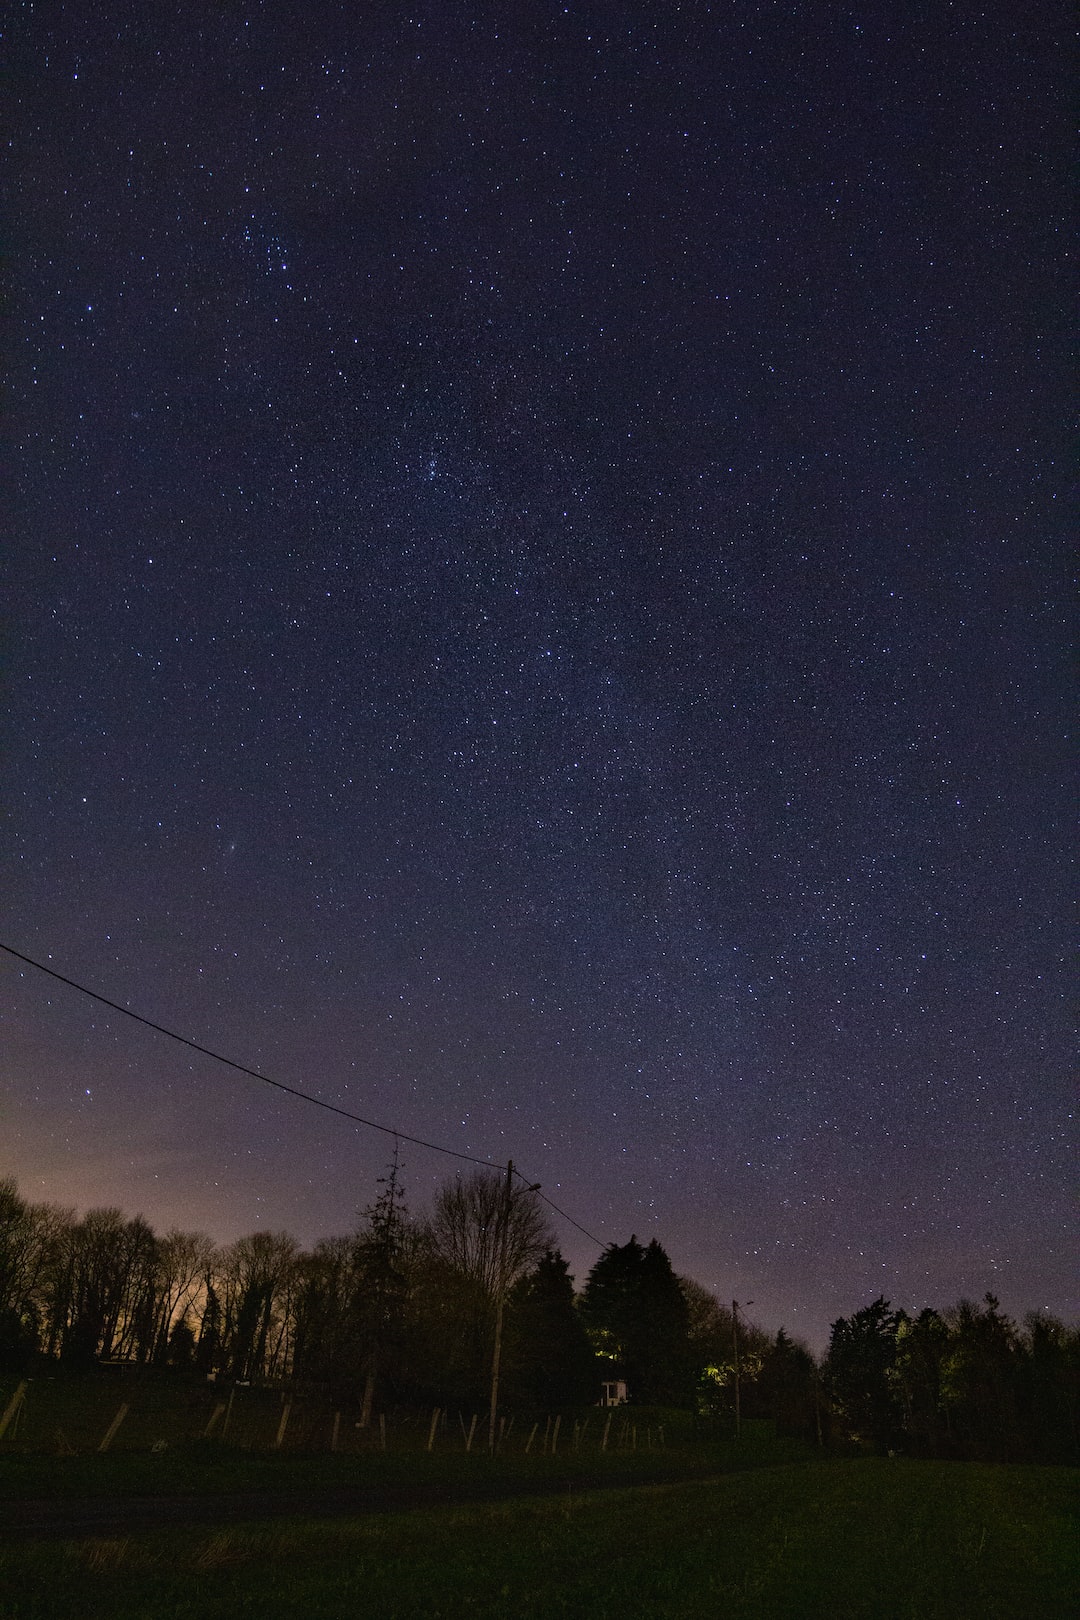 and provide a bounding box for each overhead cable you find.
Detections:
[2,940,608,1247]
[1,941,499,1170]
